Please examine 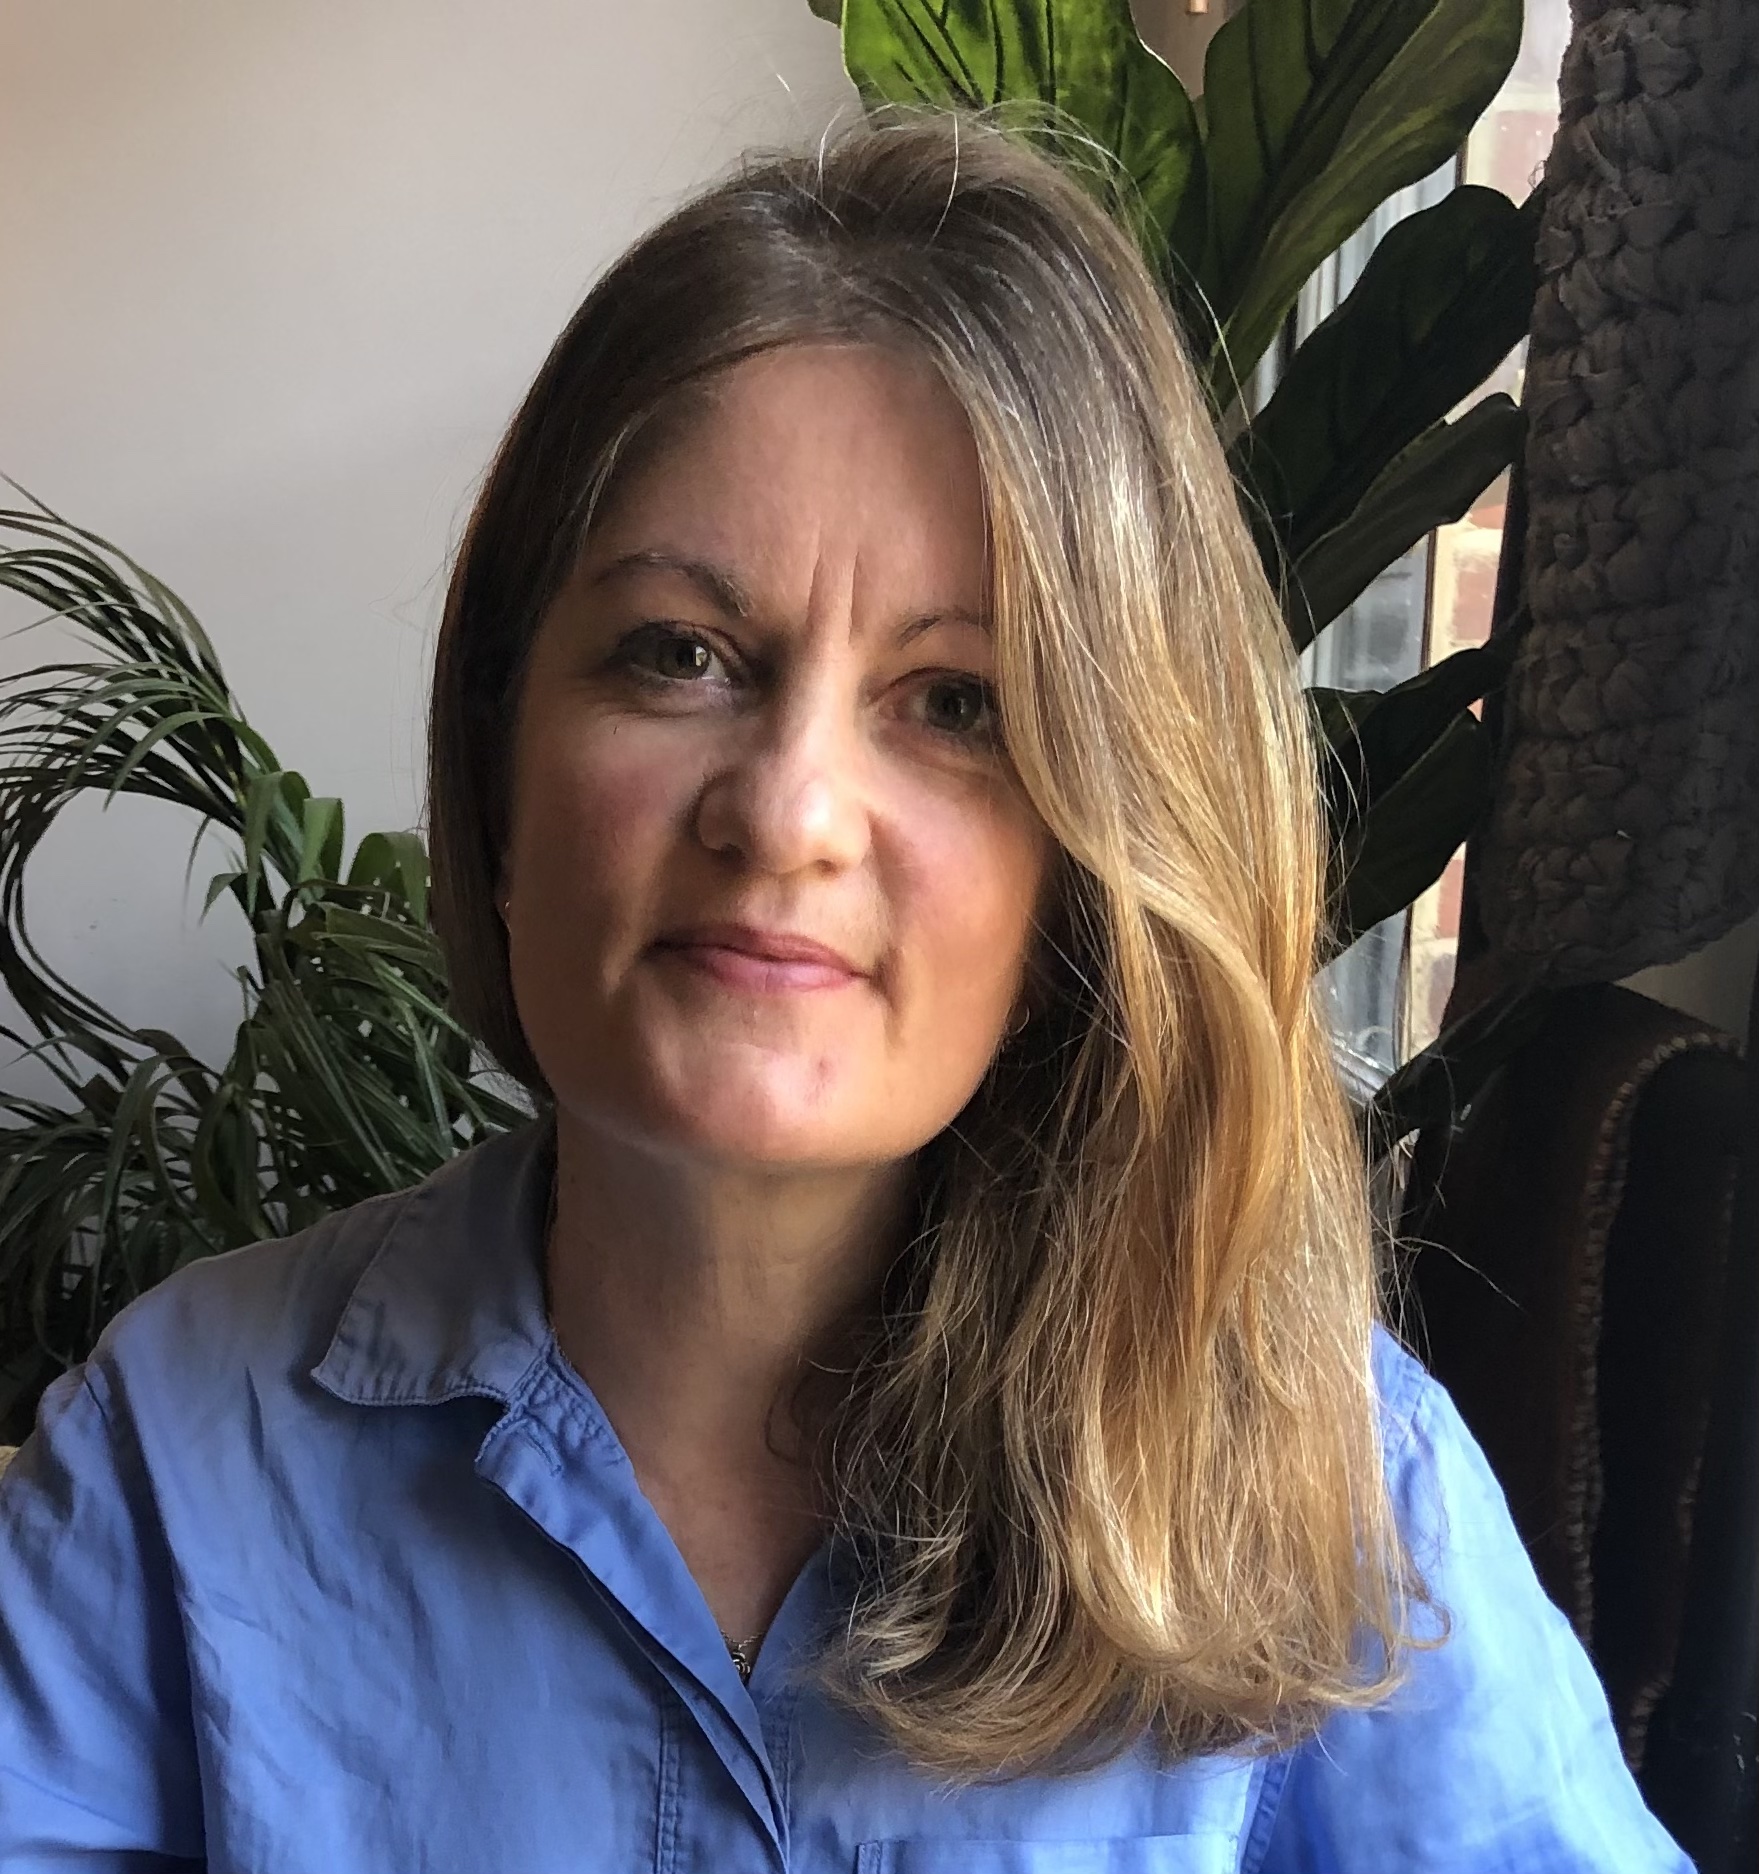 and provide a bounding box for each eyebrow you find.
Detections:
[591,549,754,618]
[591,549,988,639]
[897,608,989,644]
